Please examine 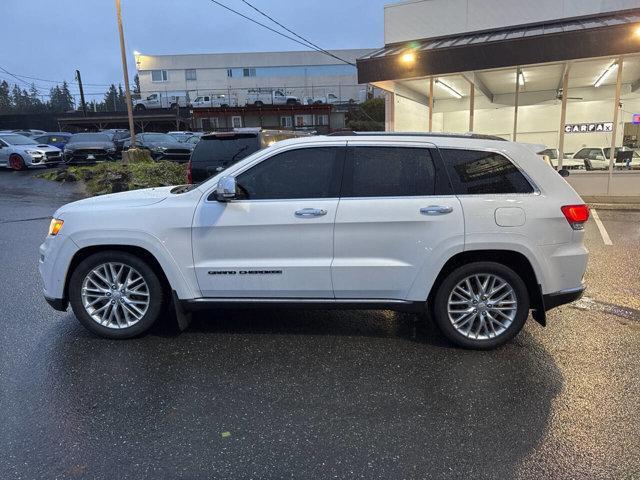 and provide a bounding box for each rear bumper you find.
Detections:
[543,285,585,311]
